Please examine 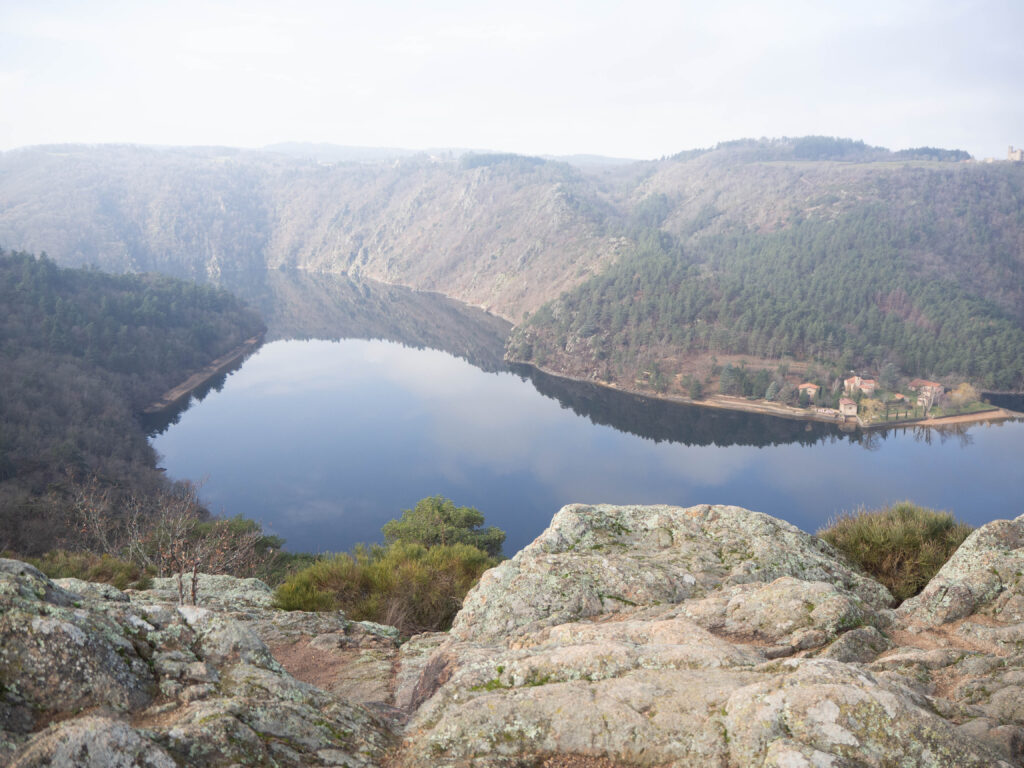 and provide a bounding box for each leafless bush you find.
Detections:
[69,473,272,604]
